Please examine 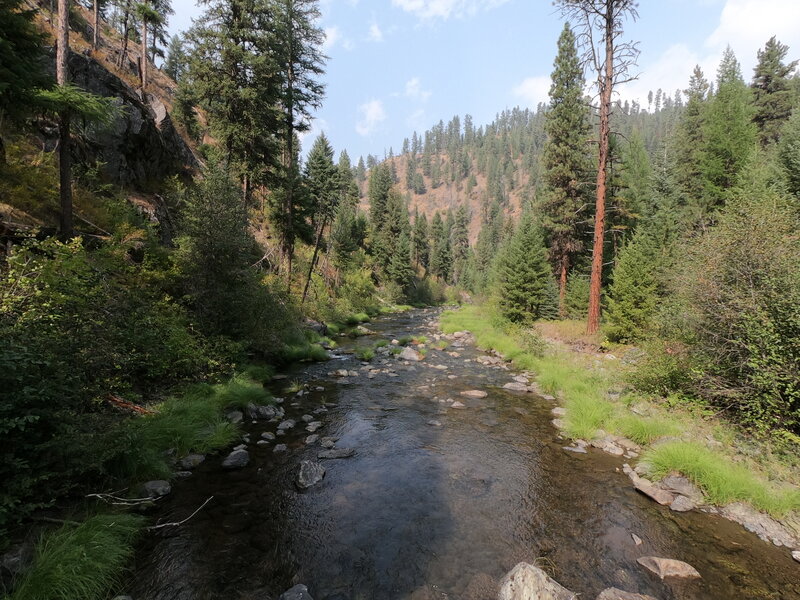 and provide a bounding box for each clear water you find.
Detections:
[129,309,800,600]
